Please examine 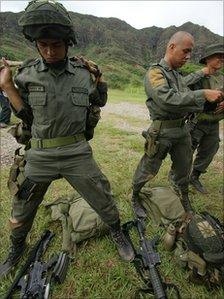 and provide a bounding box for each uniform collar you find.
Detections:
[37,58,48,72]
[159,58,173,72]
[65,59,77,75]
[36,57,83,75]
